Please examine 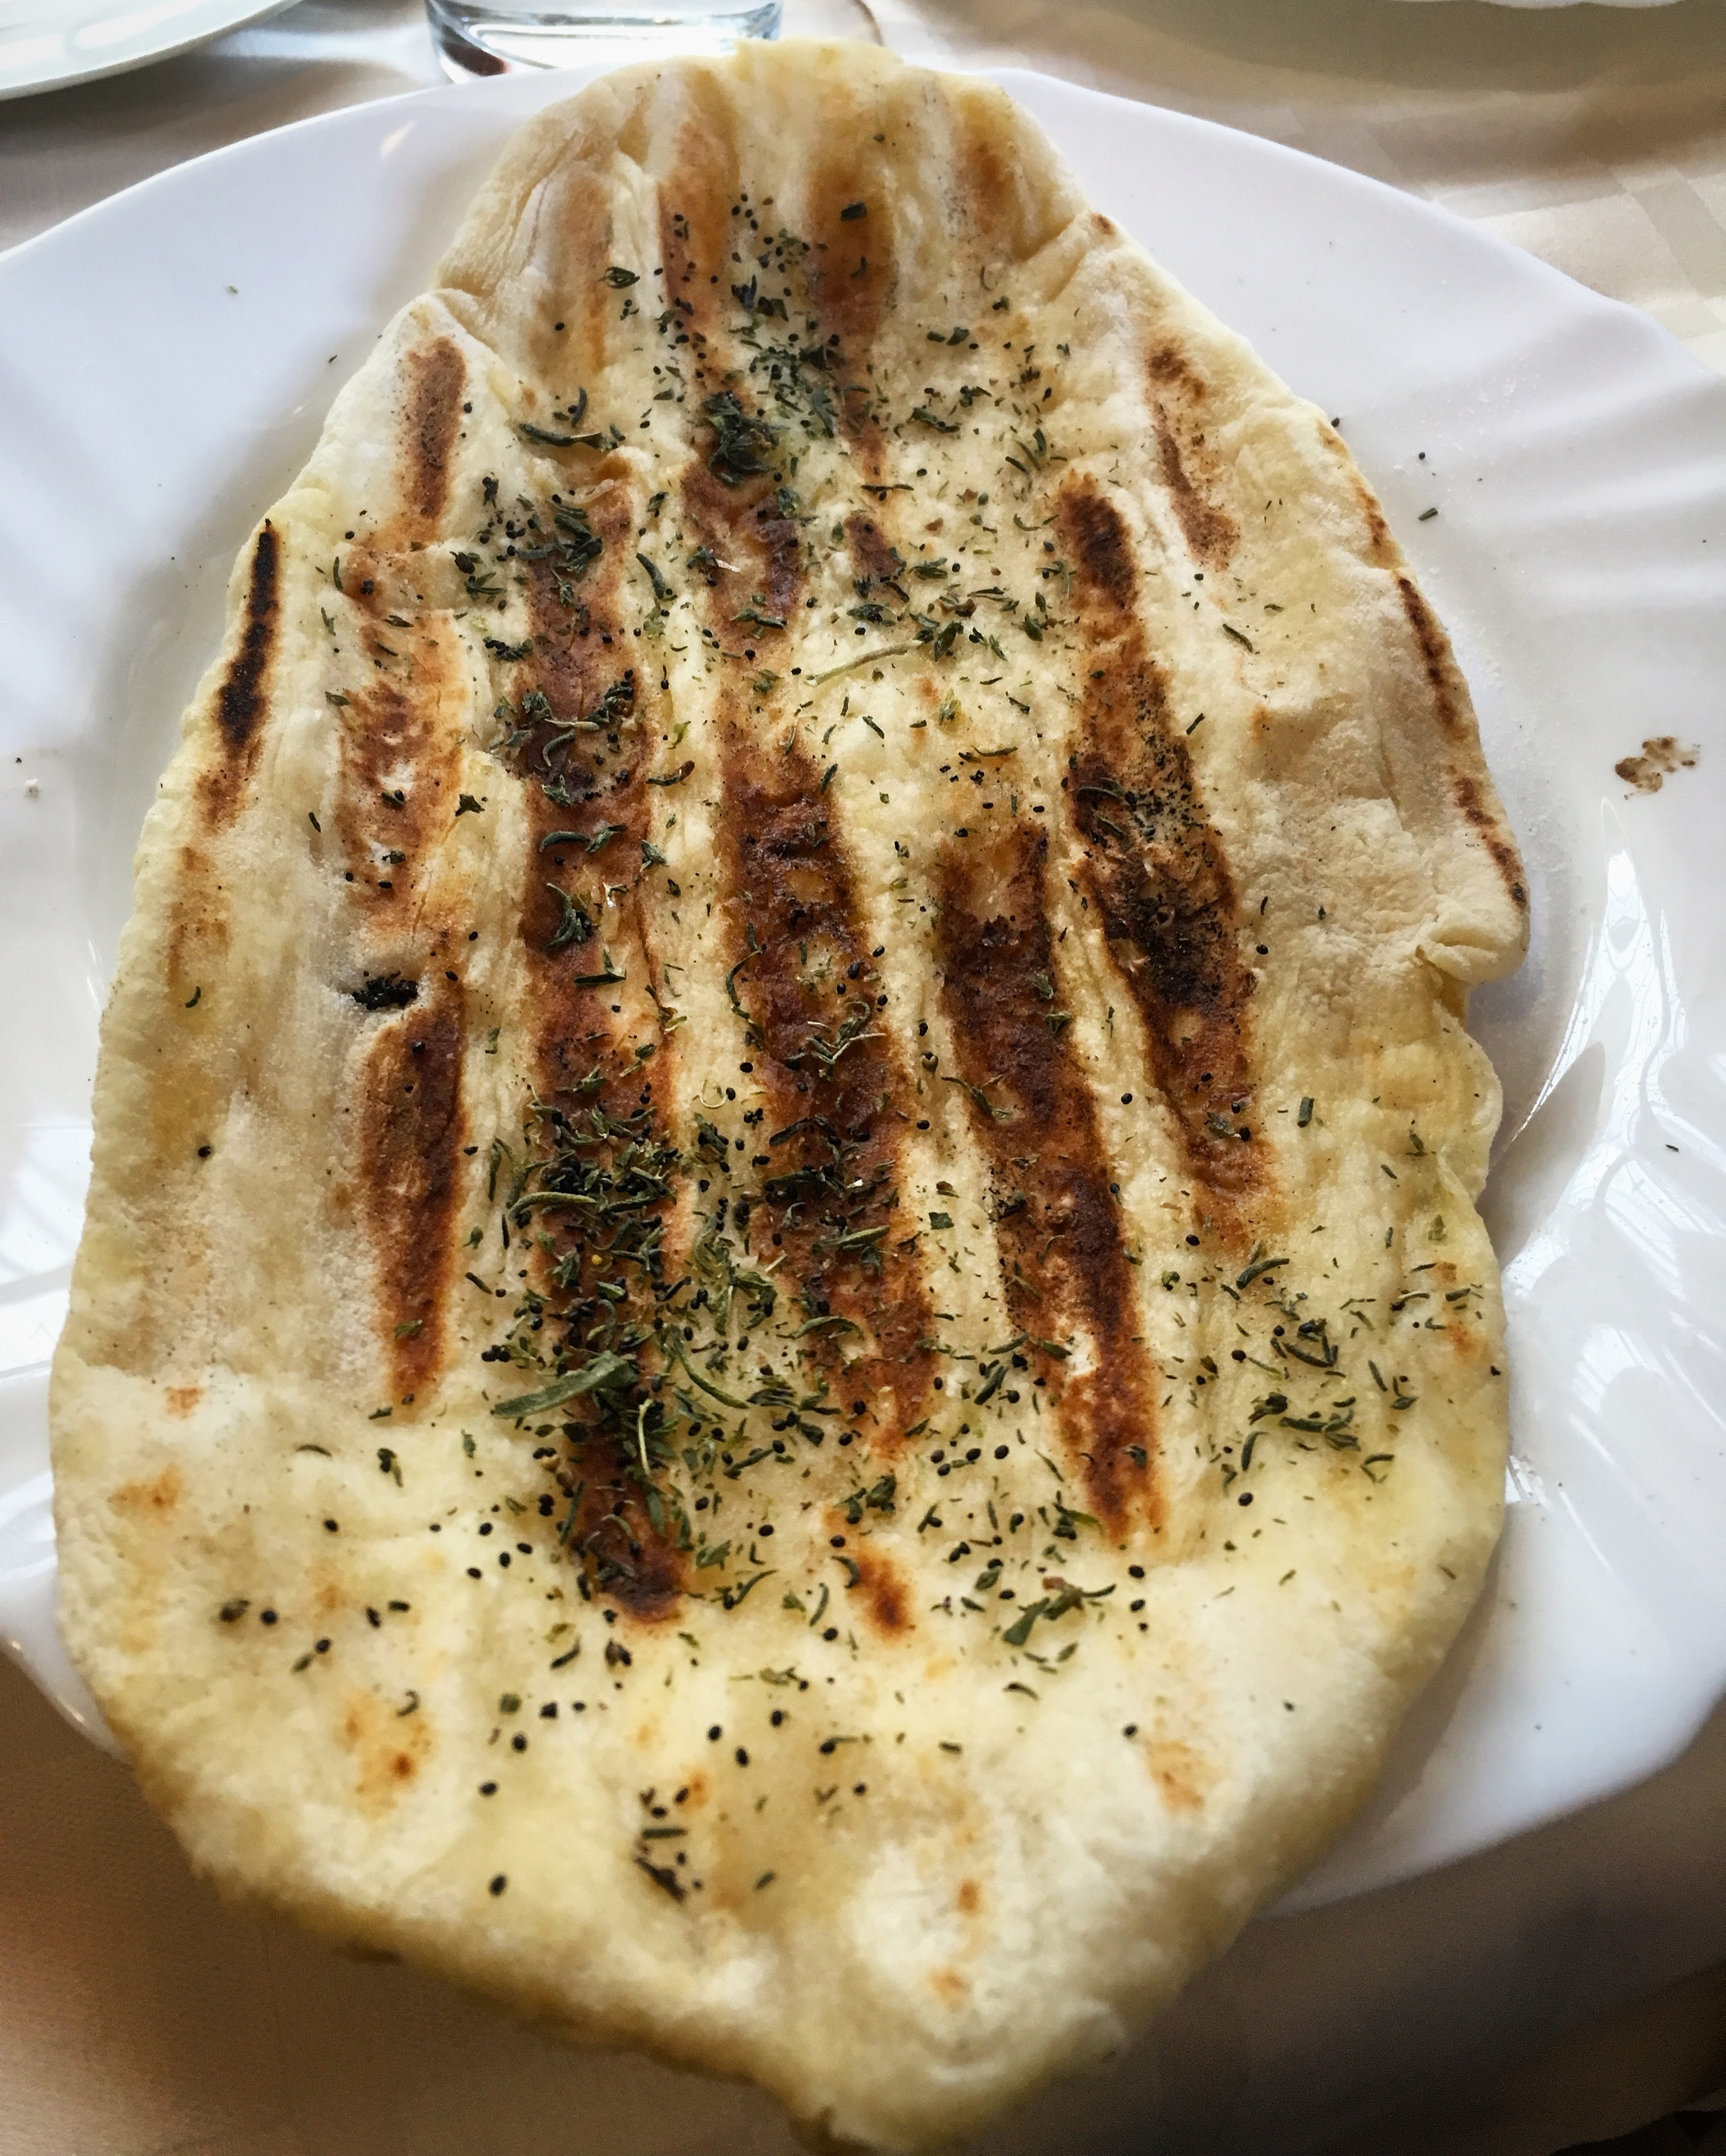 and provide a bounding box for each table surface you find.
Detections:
[5,4,1726,2152]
